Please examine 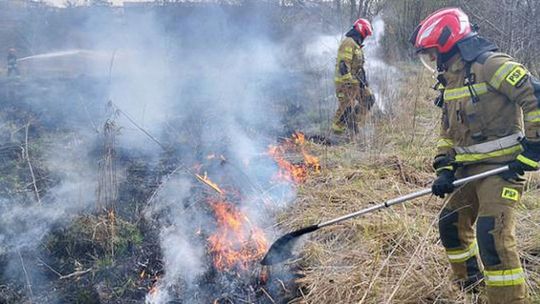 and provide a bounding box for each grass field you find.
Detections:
[281,67,540,303]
